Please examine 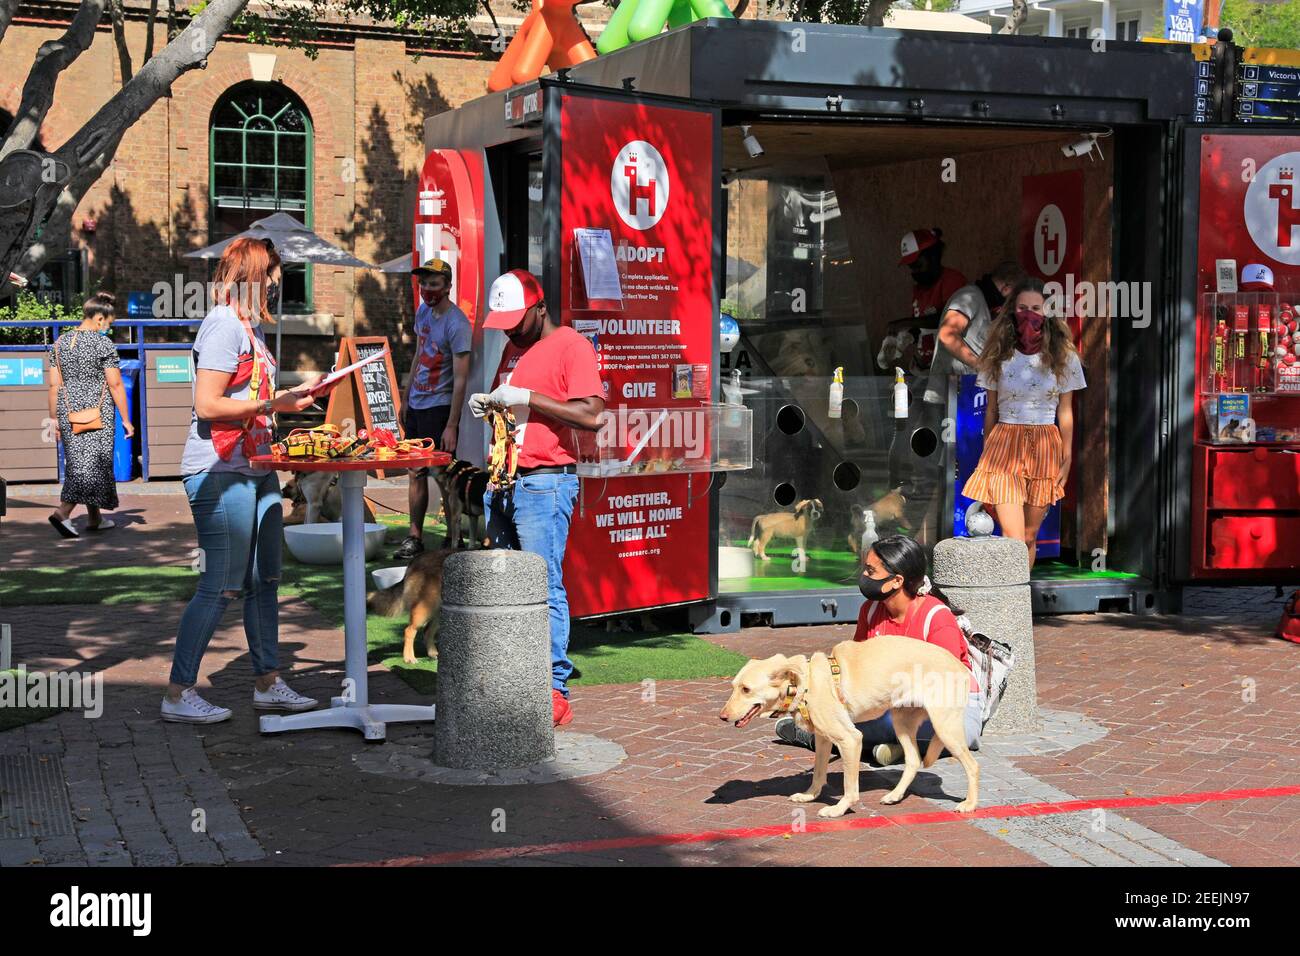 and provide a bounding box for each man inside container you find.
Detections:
[393,257,472,560]
[469,269,605,727]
